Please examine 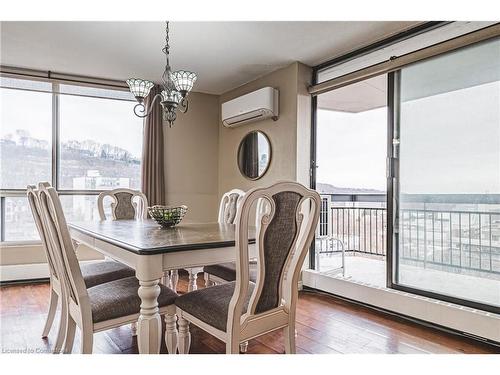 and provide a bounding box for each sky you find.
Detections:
[317,106,387,191]
[0,88,143,158]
